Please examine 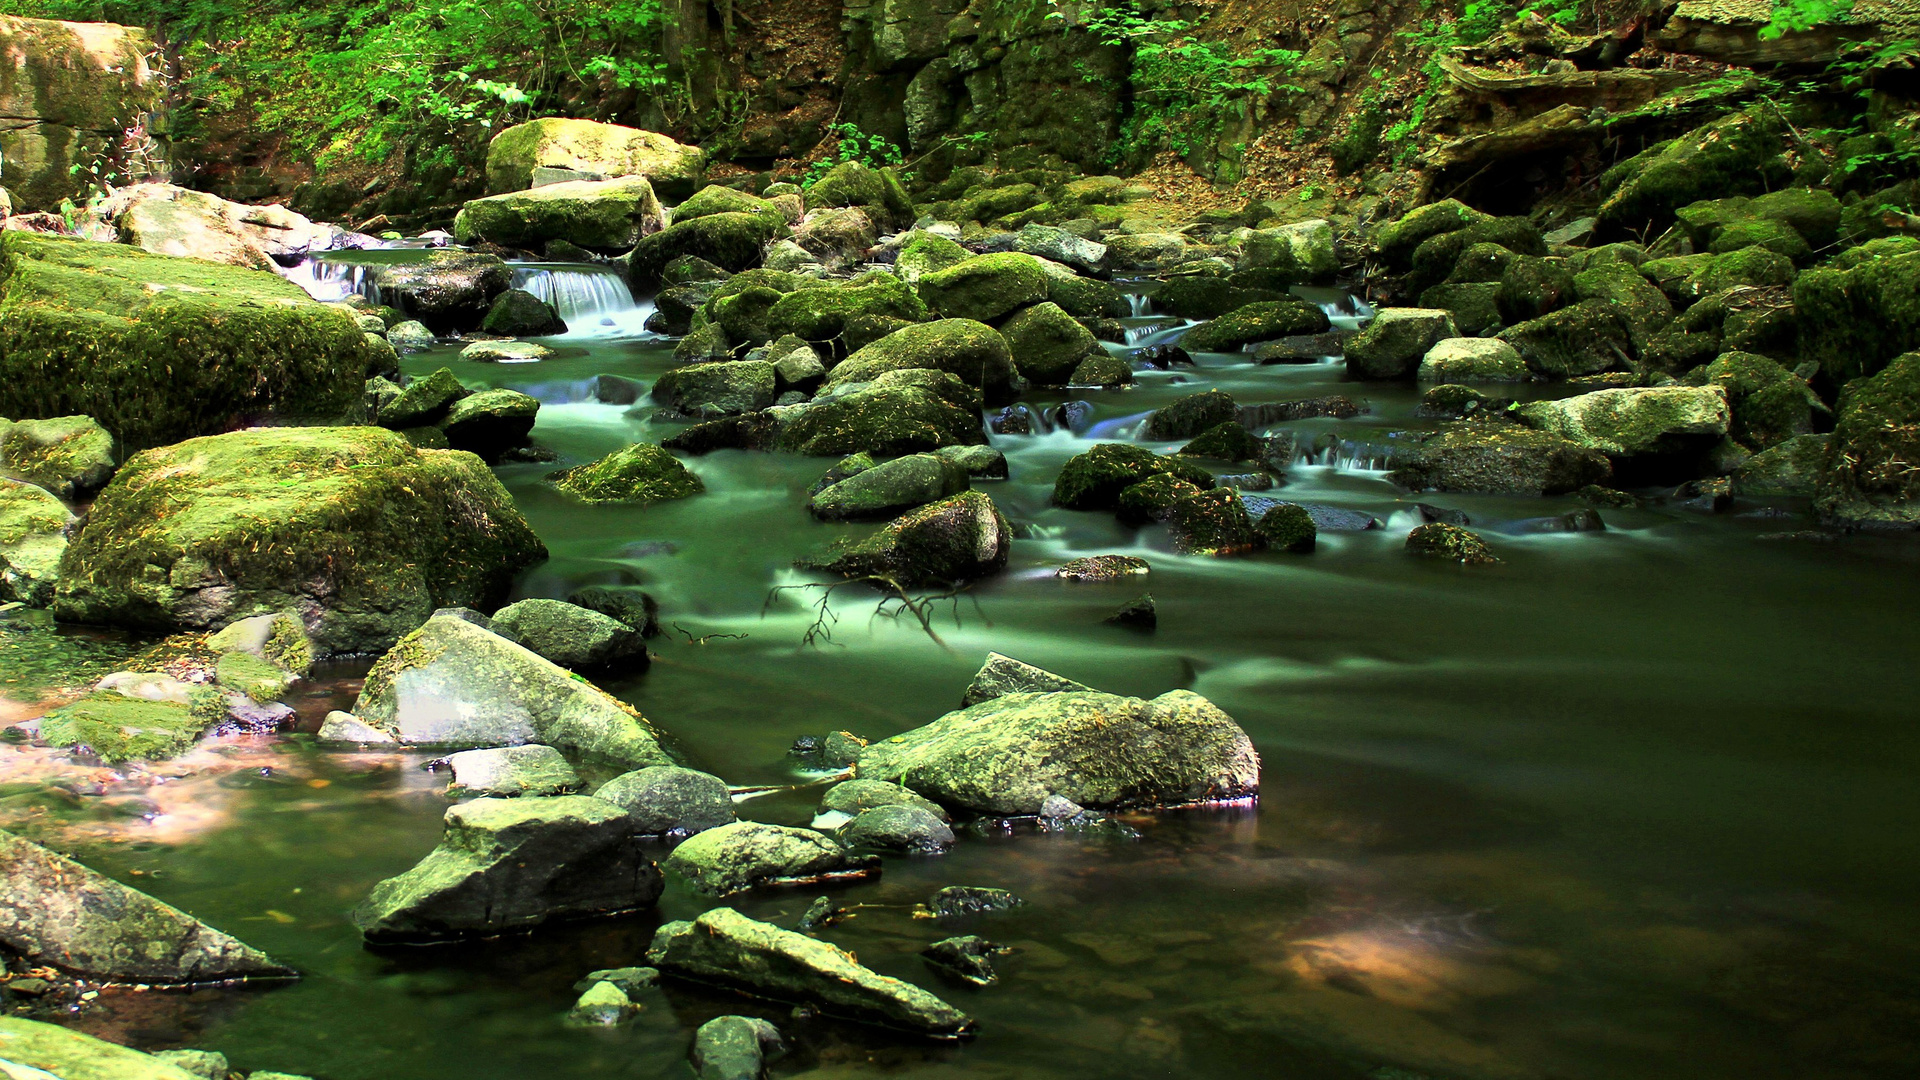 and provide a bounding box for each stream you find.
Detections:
[10,255,1920,1080]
